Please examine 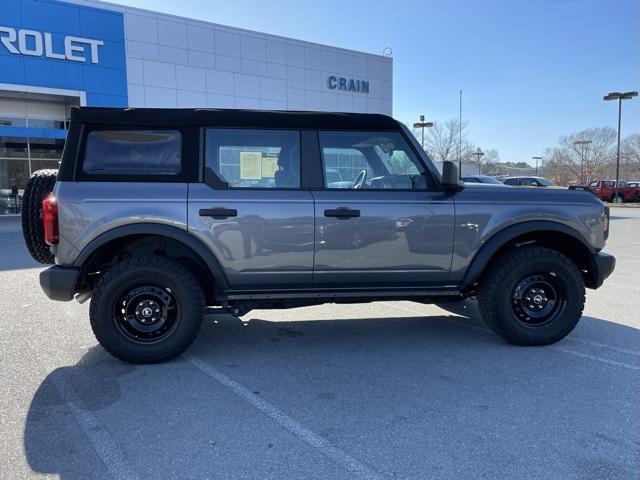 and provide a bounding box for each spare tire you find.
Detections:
[21,169,58,264]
